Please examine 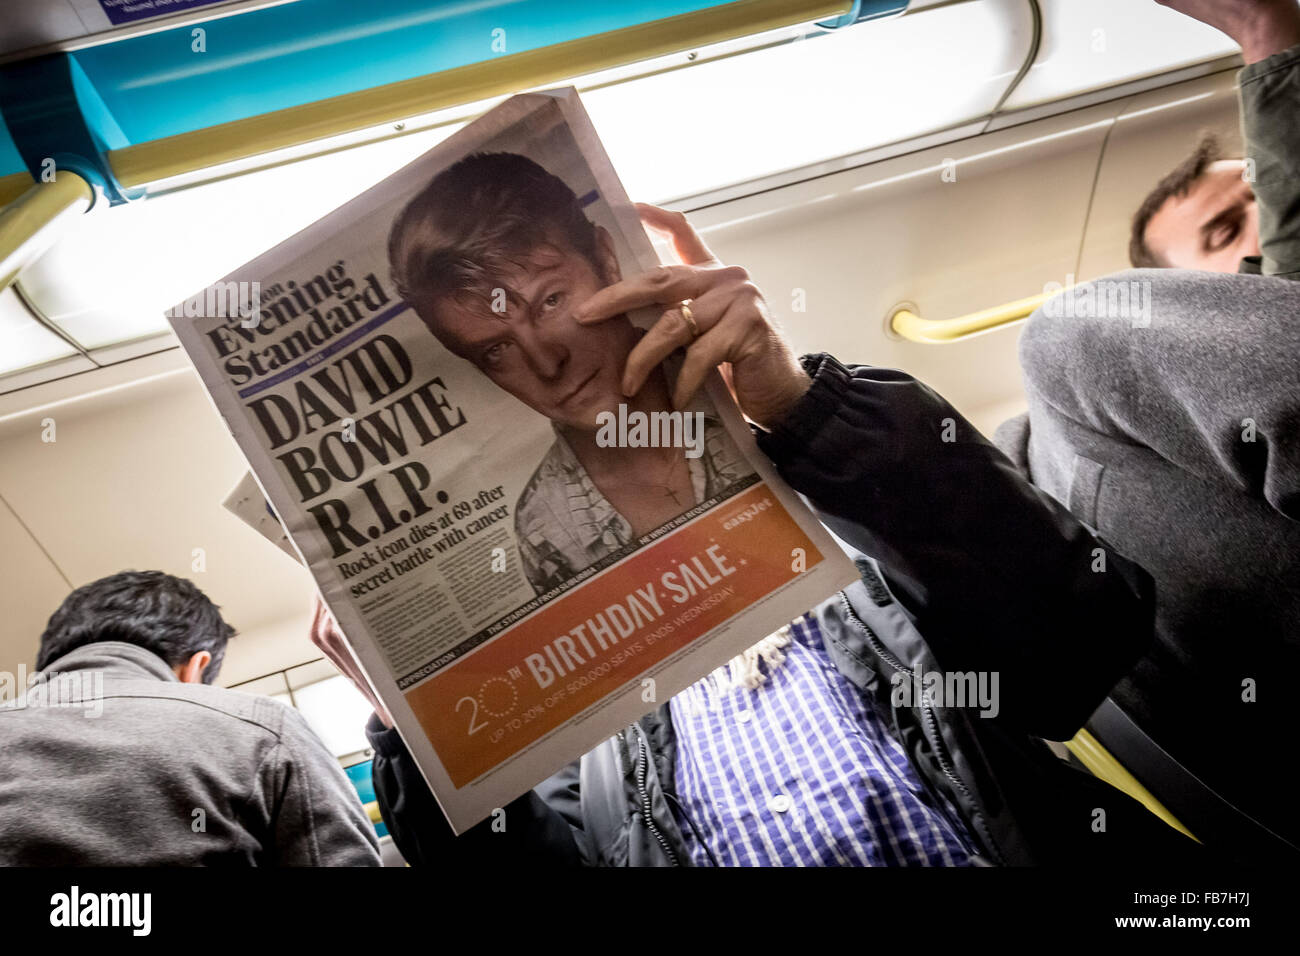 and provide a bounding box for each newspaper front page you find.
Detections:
[170,88,857,832]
